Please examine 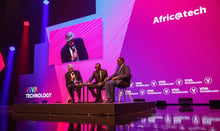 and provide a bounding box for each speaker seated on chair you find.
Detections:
[179,97,193,106]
